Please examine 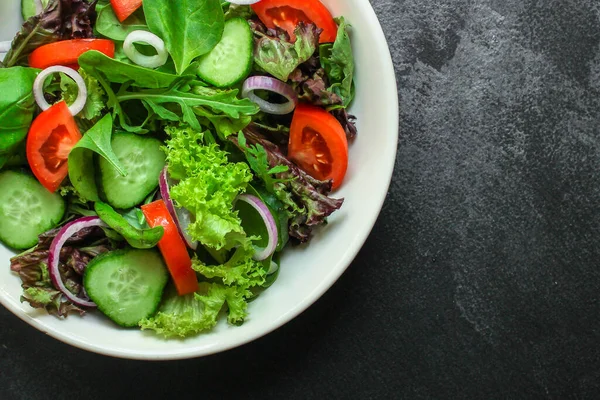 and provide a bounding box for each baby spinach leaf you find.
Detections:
[95,3,149,41]
[68,149,99,202]
[68,114,127,201]
[0,67,38,156]
[143,0,225,74]
[95,202,164,249]
[72,114,127,175]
